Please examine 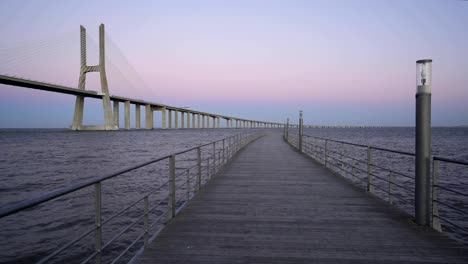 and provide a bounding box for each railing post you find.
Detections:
[367,146,374,193]
[432,159,442,232]
[212,142,216,173]
[222,139,225,164]
[207,159,210,180]
[186,170,190,202]
[144,196,149,246]
[388,172,392,204]
[94,182,102,264]
[324,140,328,167]
[299,111,303,153]
[340,143,345,174]
[415,59,432,226]
[196,147,201,192]
[168,155,176,219]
